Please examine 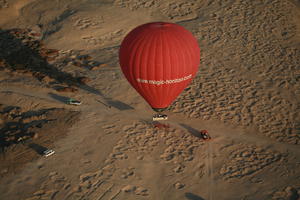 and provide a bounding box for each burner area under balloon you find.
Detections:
[152,114,168,121]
